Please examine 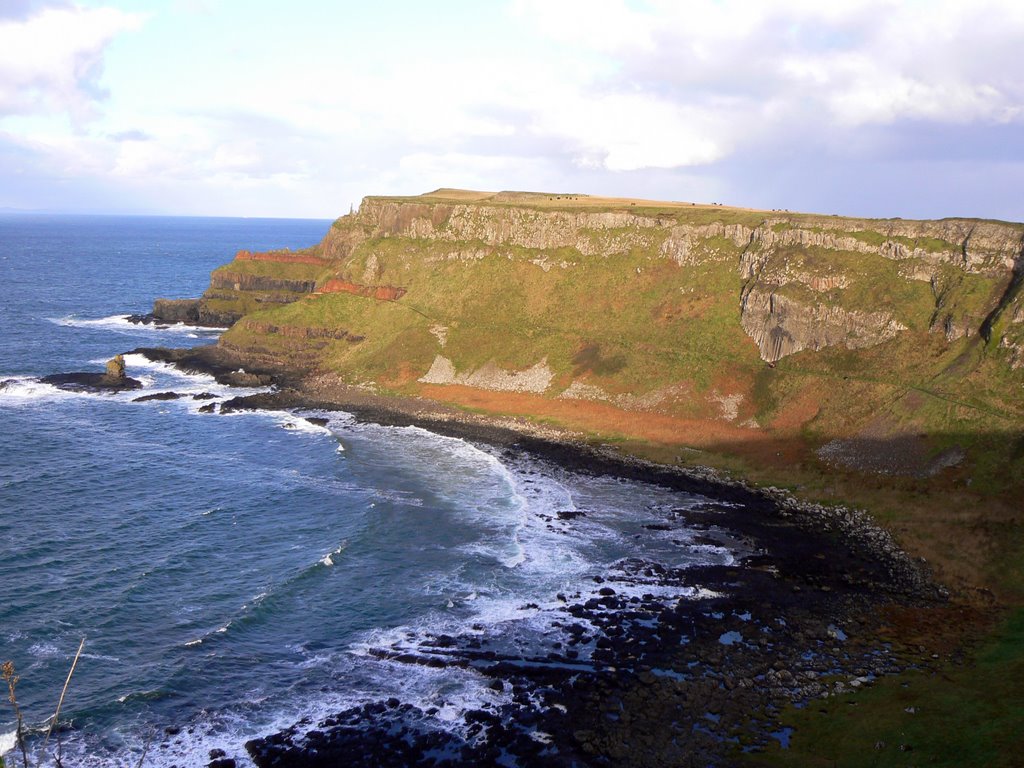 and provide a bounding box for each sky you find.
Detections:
[0,0,1022,220]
